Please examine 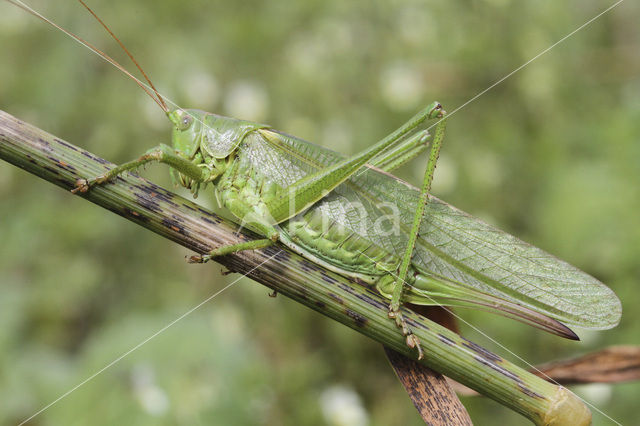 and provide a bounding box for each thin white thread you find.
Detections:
[439,0,625,127]
[18,251,281,426]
